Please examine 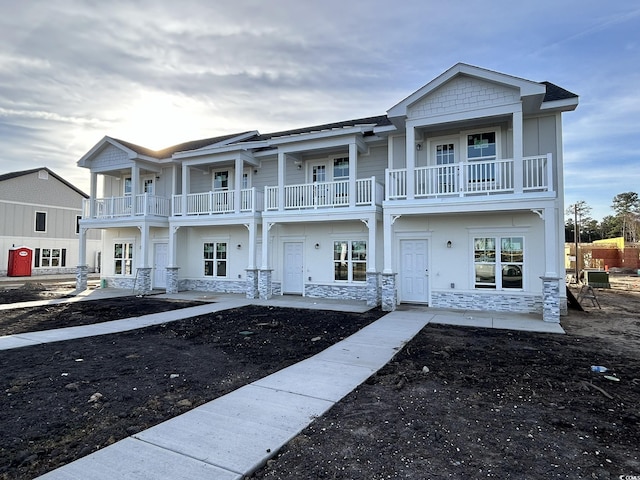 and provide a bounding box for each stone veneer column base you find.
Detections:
[541,276,561,323]
[75,265,88,291]
[166,267,179,294]
[381,273,397,312]
[135,267,152,295]
[366,272,381,307]
[246,269,259,299]
[258,269,273,300]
